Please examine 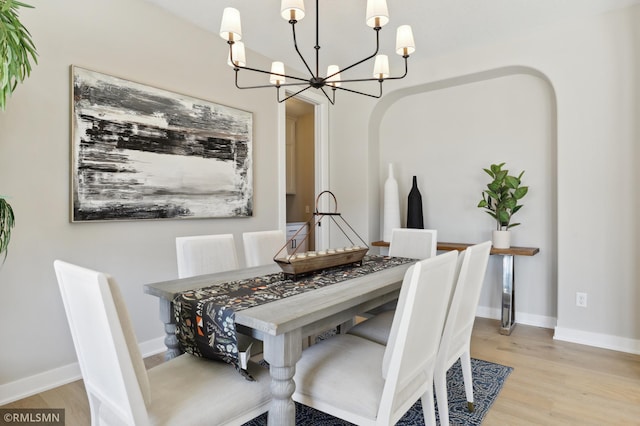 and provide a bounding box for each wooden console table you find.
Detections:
[371,241,539,335]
